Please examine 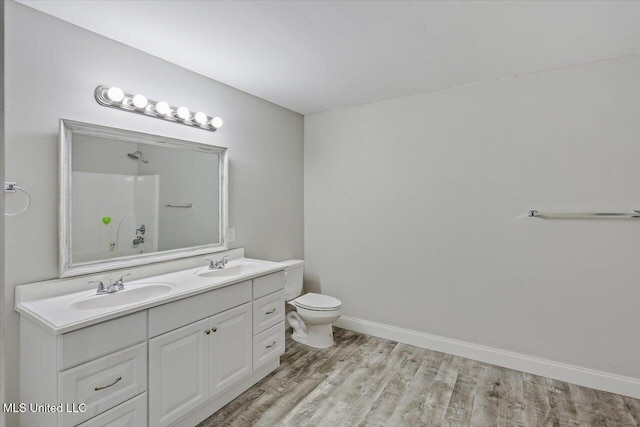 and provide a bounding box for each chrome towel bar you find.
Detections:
[165,202,193,208]
[528,209,640,218]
